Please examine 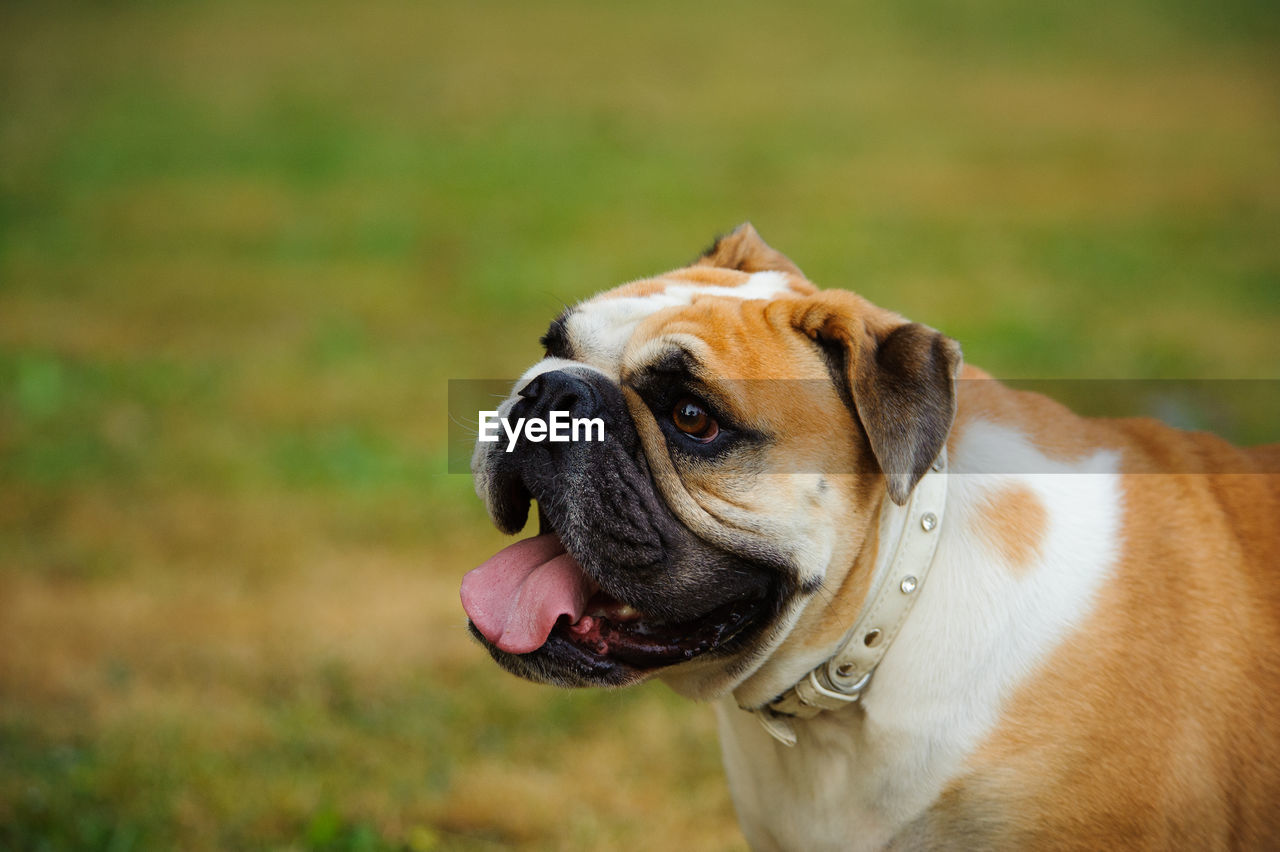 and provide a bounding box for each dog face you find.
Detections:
[462,225,960,700]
